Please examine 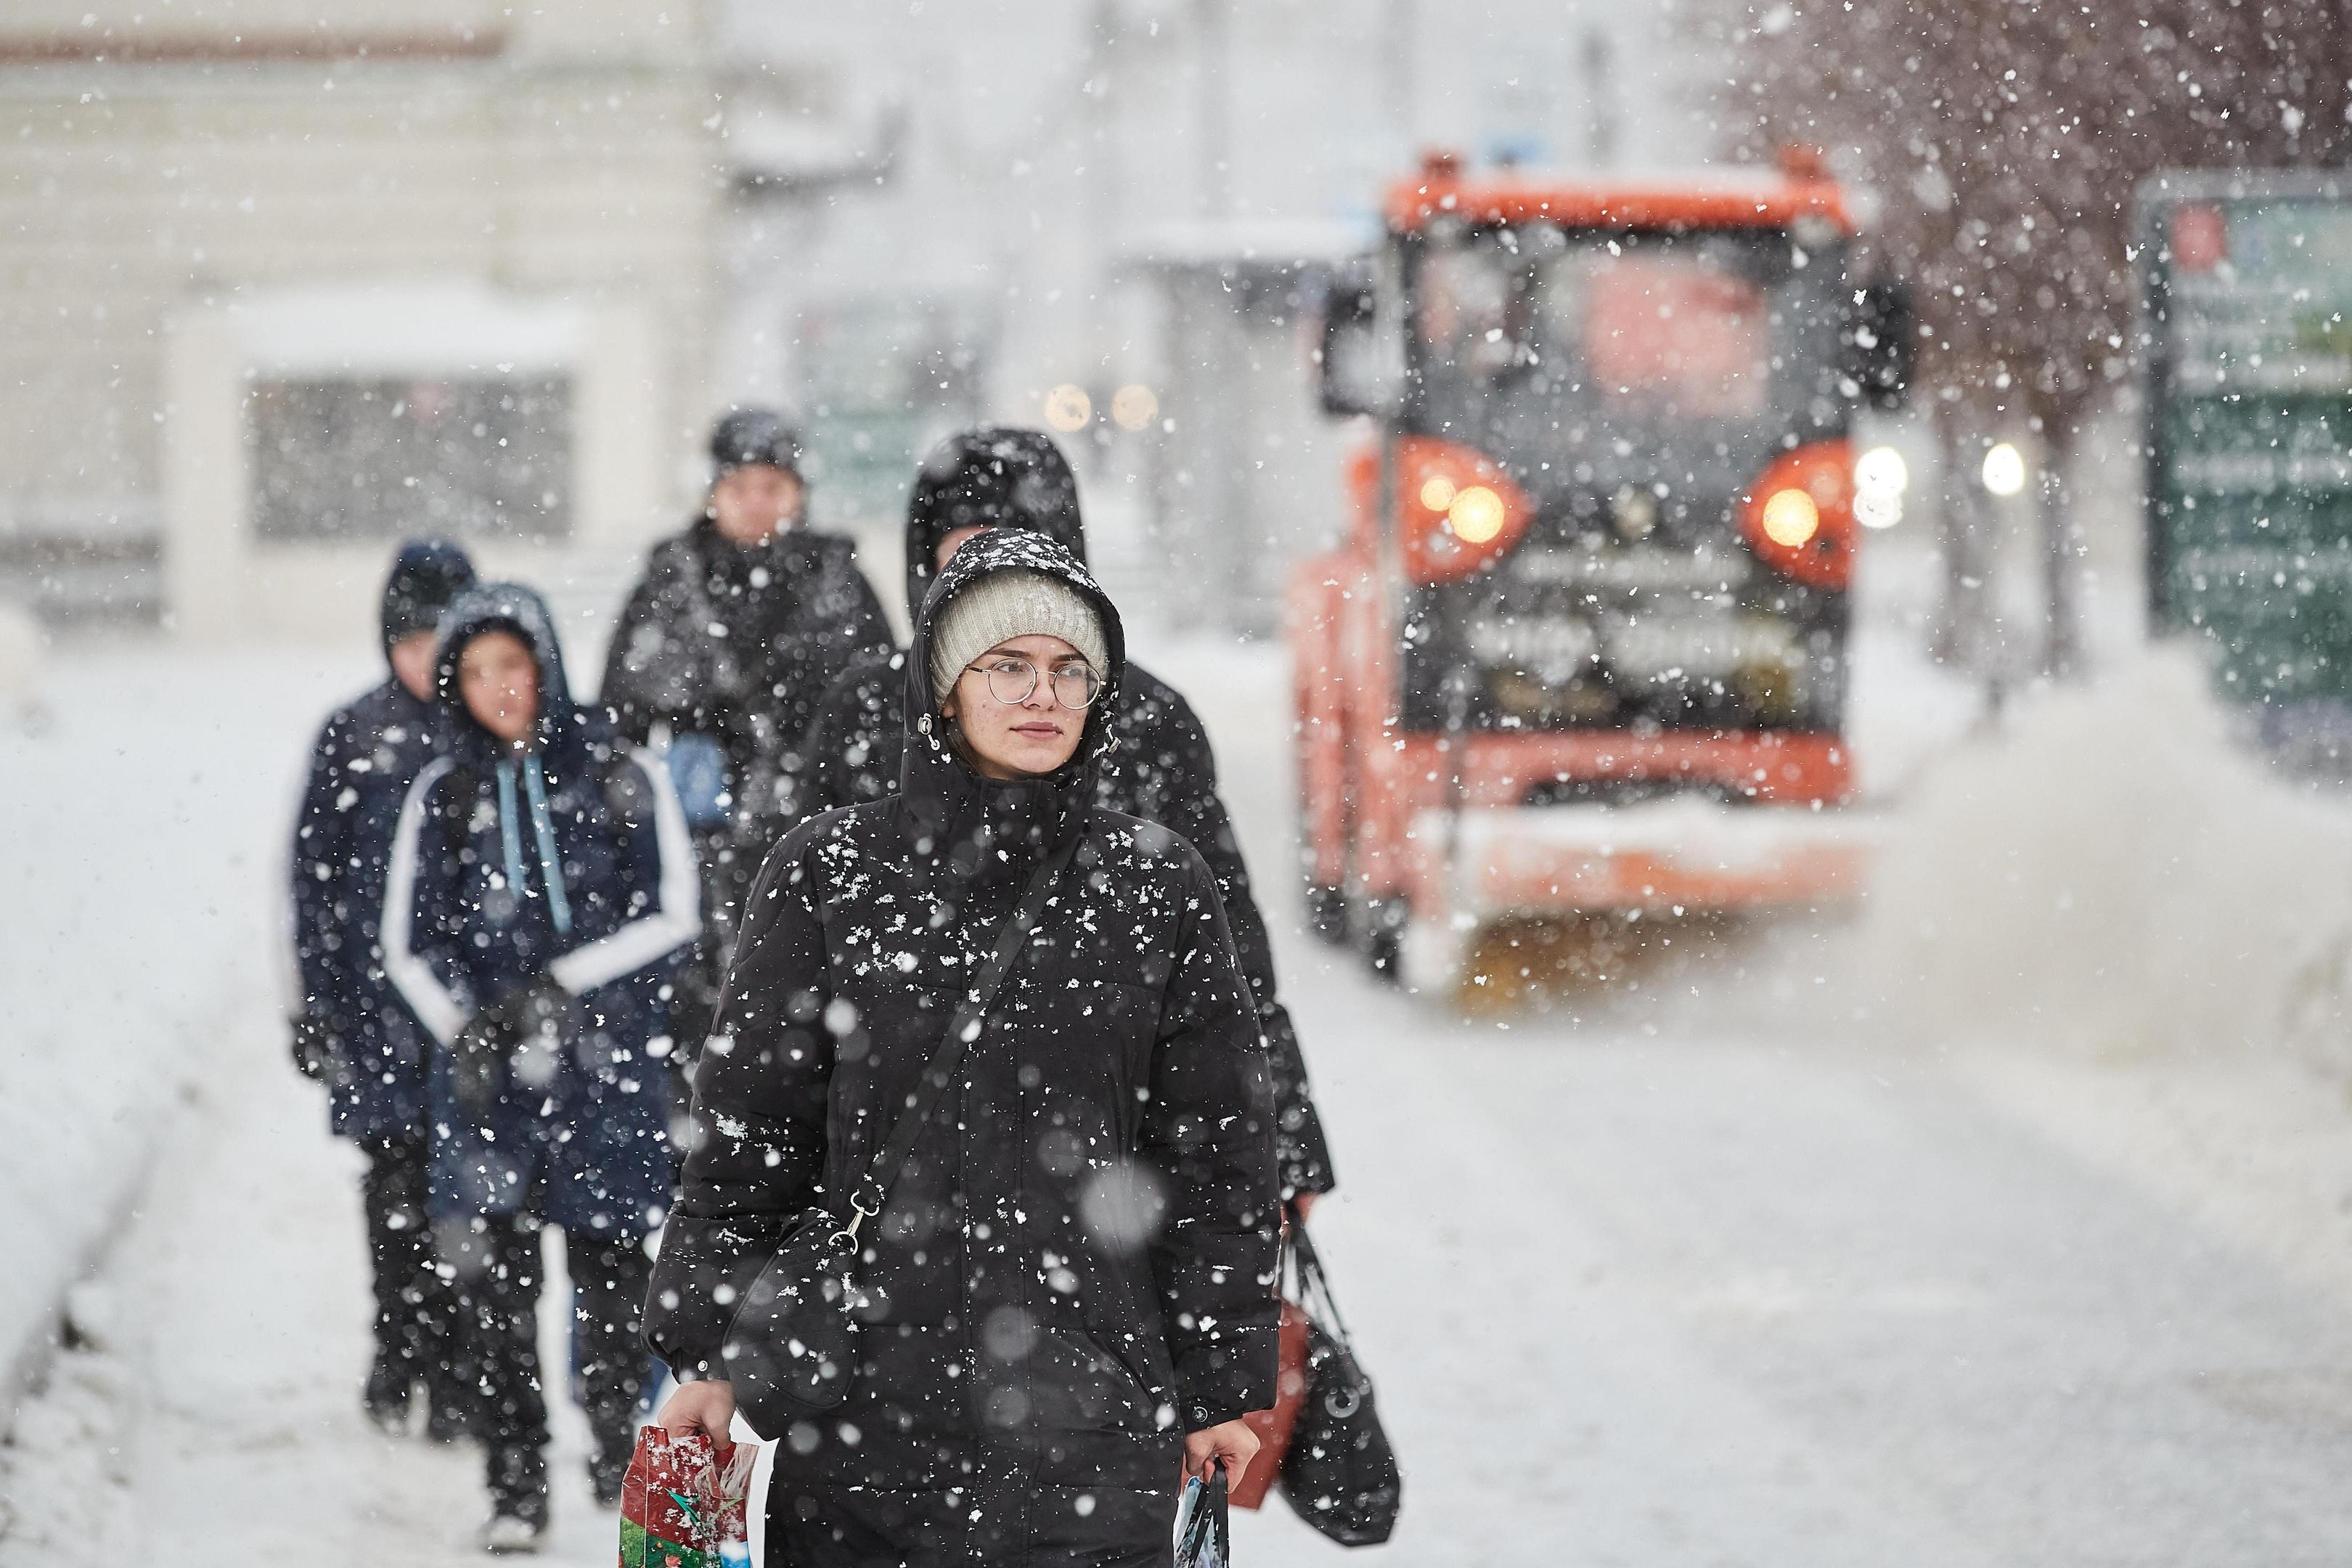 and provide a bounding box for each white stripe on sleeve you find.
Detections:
[547,748,701,997]
[381,756,468,1045]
